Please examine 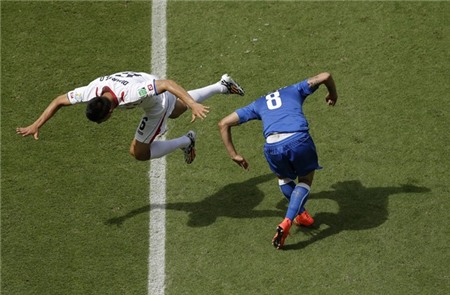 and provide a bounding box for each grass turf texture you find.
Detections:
[1,2,152,294]
[2,1,449,295]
